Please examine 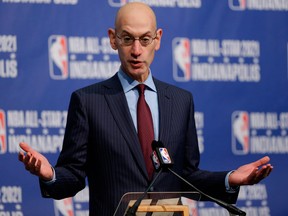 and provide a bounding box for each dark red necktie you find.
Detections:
[137,84,154,179]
